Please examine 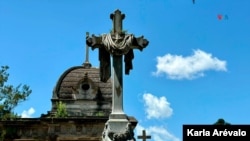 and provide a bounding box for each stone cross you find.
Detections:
[138,130,151,141]
[86,9,149,119]
[83,32,92,68]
